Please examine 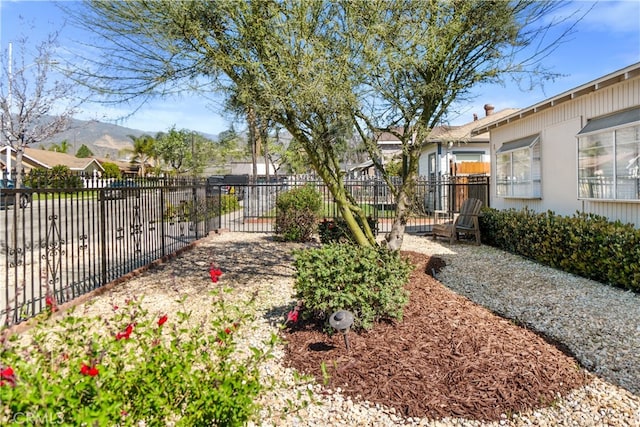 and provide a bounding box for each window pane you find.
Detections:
[578,133,615,199]
[615,125,640,200]
[511,149,531,197]
[455,153,482,162]
[496,153,511,196]
[531,143,542,197]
